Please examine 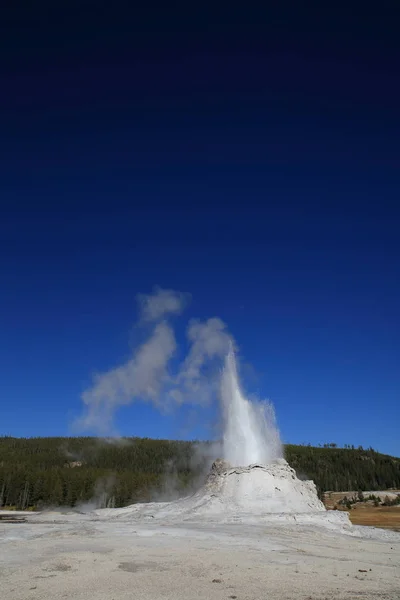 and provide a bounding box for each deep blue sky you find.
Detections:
[1,4,399,456]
